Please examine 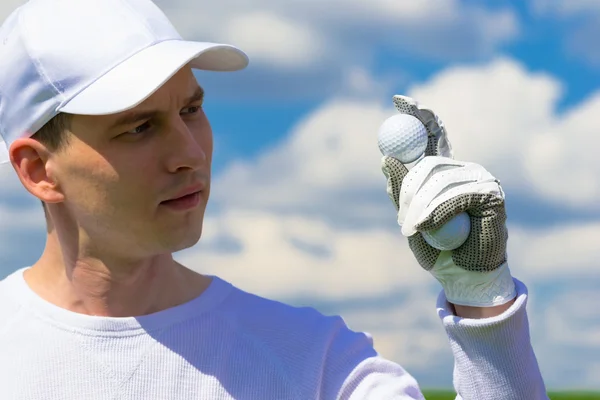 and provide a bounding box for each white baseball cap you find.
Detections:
[0,0,249,164]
